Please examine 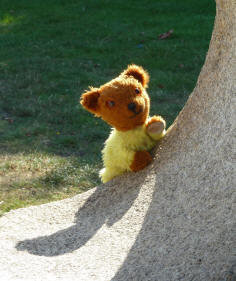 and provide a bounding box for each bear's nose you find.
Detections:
[127,102,136,112]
